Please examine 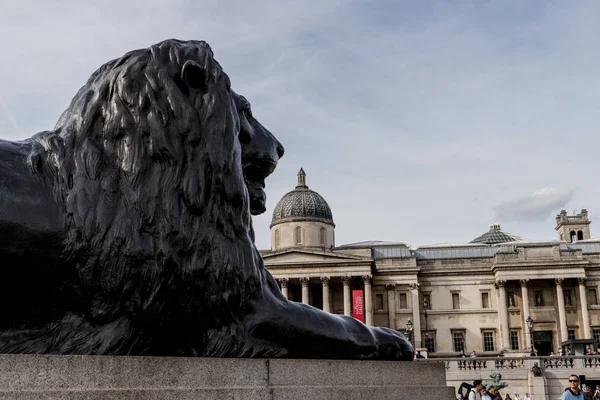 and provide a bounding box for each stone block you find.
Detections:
[0,355,454,400]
